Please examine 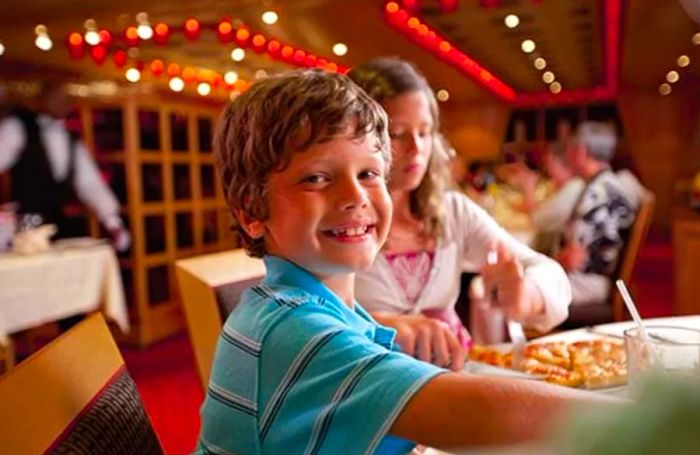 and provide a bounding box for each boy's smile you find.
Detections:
[258,130,392,282]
